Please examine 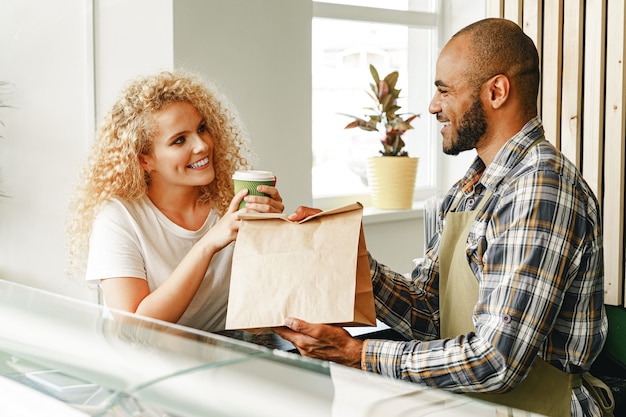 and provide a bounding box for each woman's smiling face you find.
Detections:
[141,101,216,190]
